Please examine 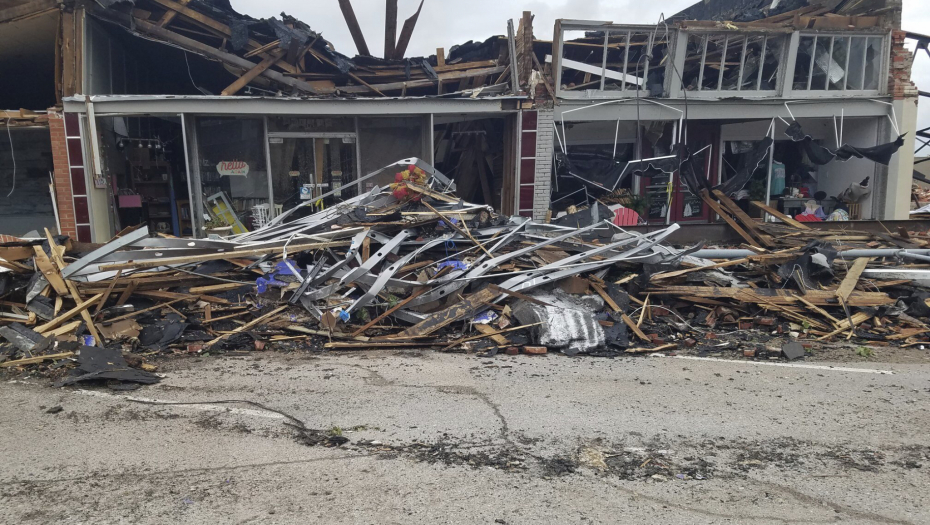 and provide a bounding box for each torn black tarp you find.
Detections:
[715,137,773,196]
[777,241,838,290]
[785,122,906,166]
[56,346,160,387]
